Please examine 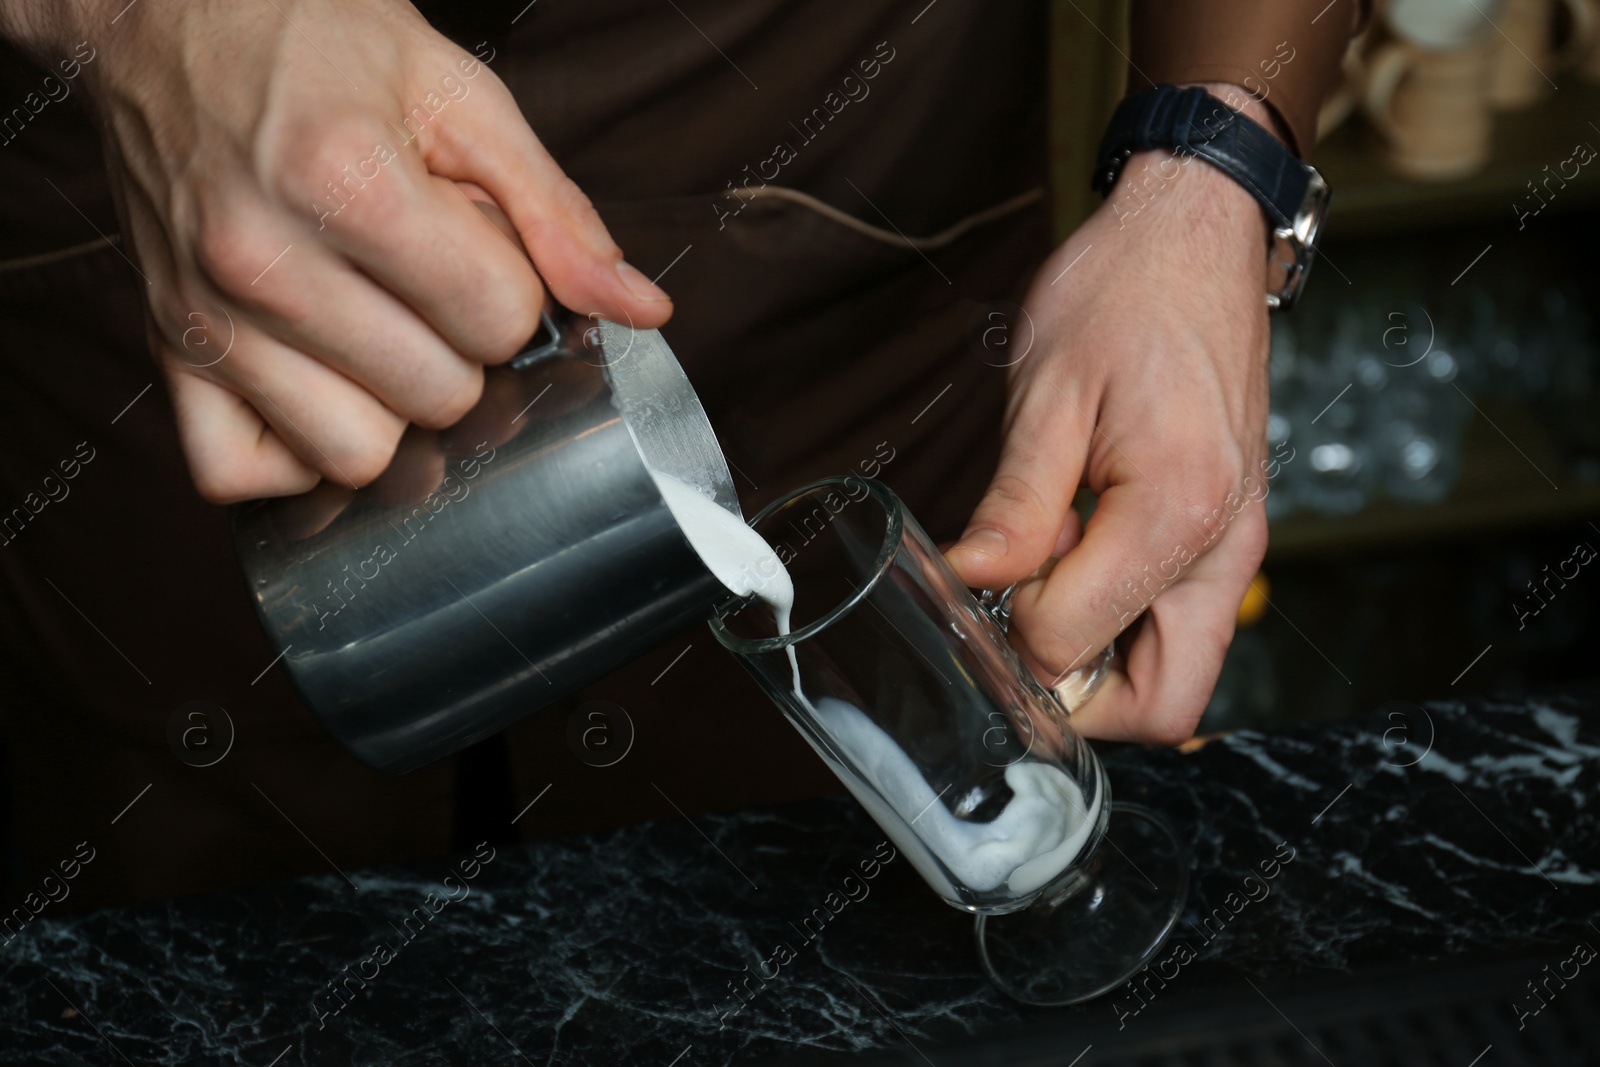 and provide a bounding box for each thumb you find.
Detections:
[442,90,672,328]
[945,381,1091,590]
